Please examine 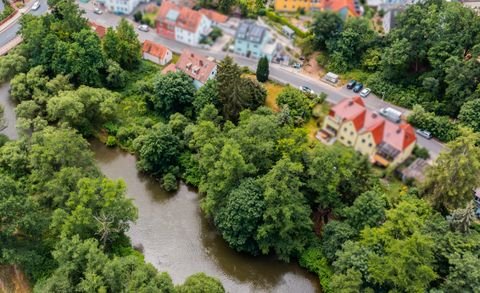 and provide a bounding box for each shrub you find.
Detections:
[162,173,178,192]
[106,135,117,147]
[413,145,430,160]
[407,105,459,142]
[299,245,333,293]
[133,11,143,22]
[265,10,308,38]
[0,134,8,147]
[210,27,223,41]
